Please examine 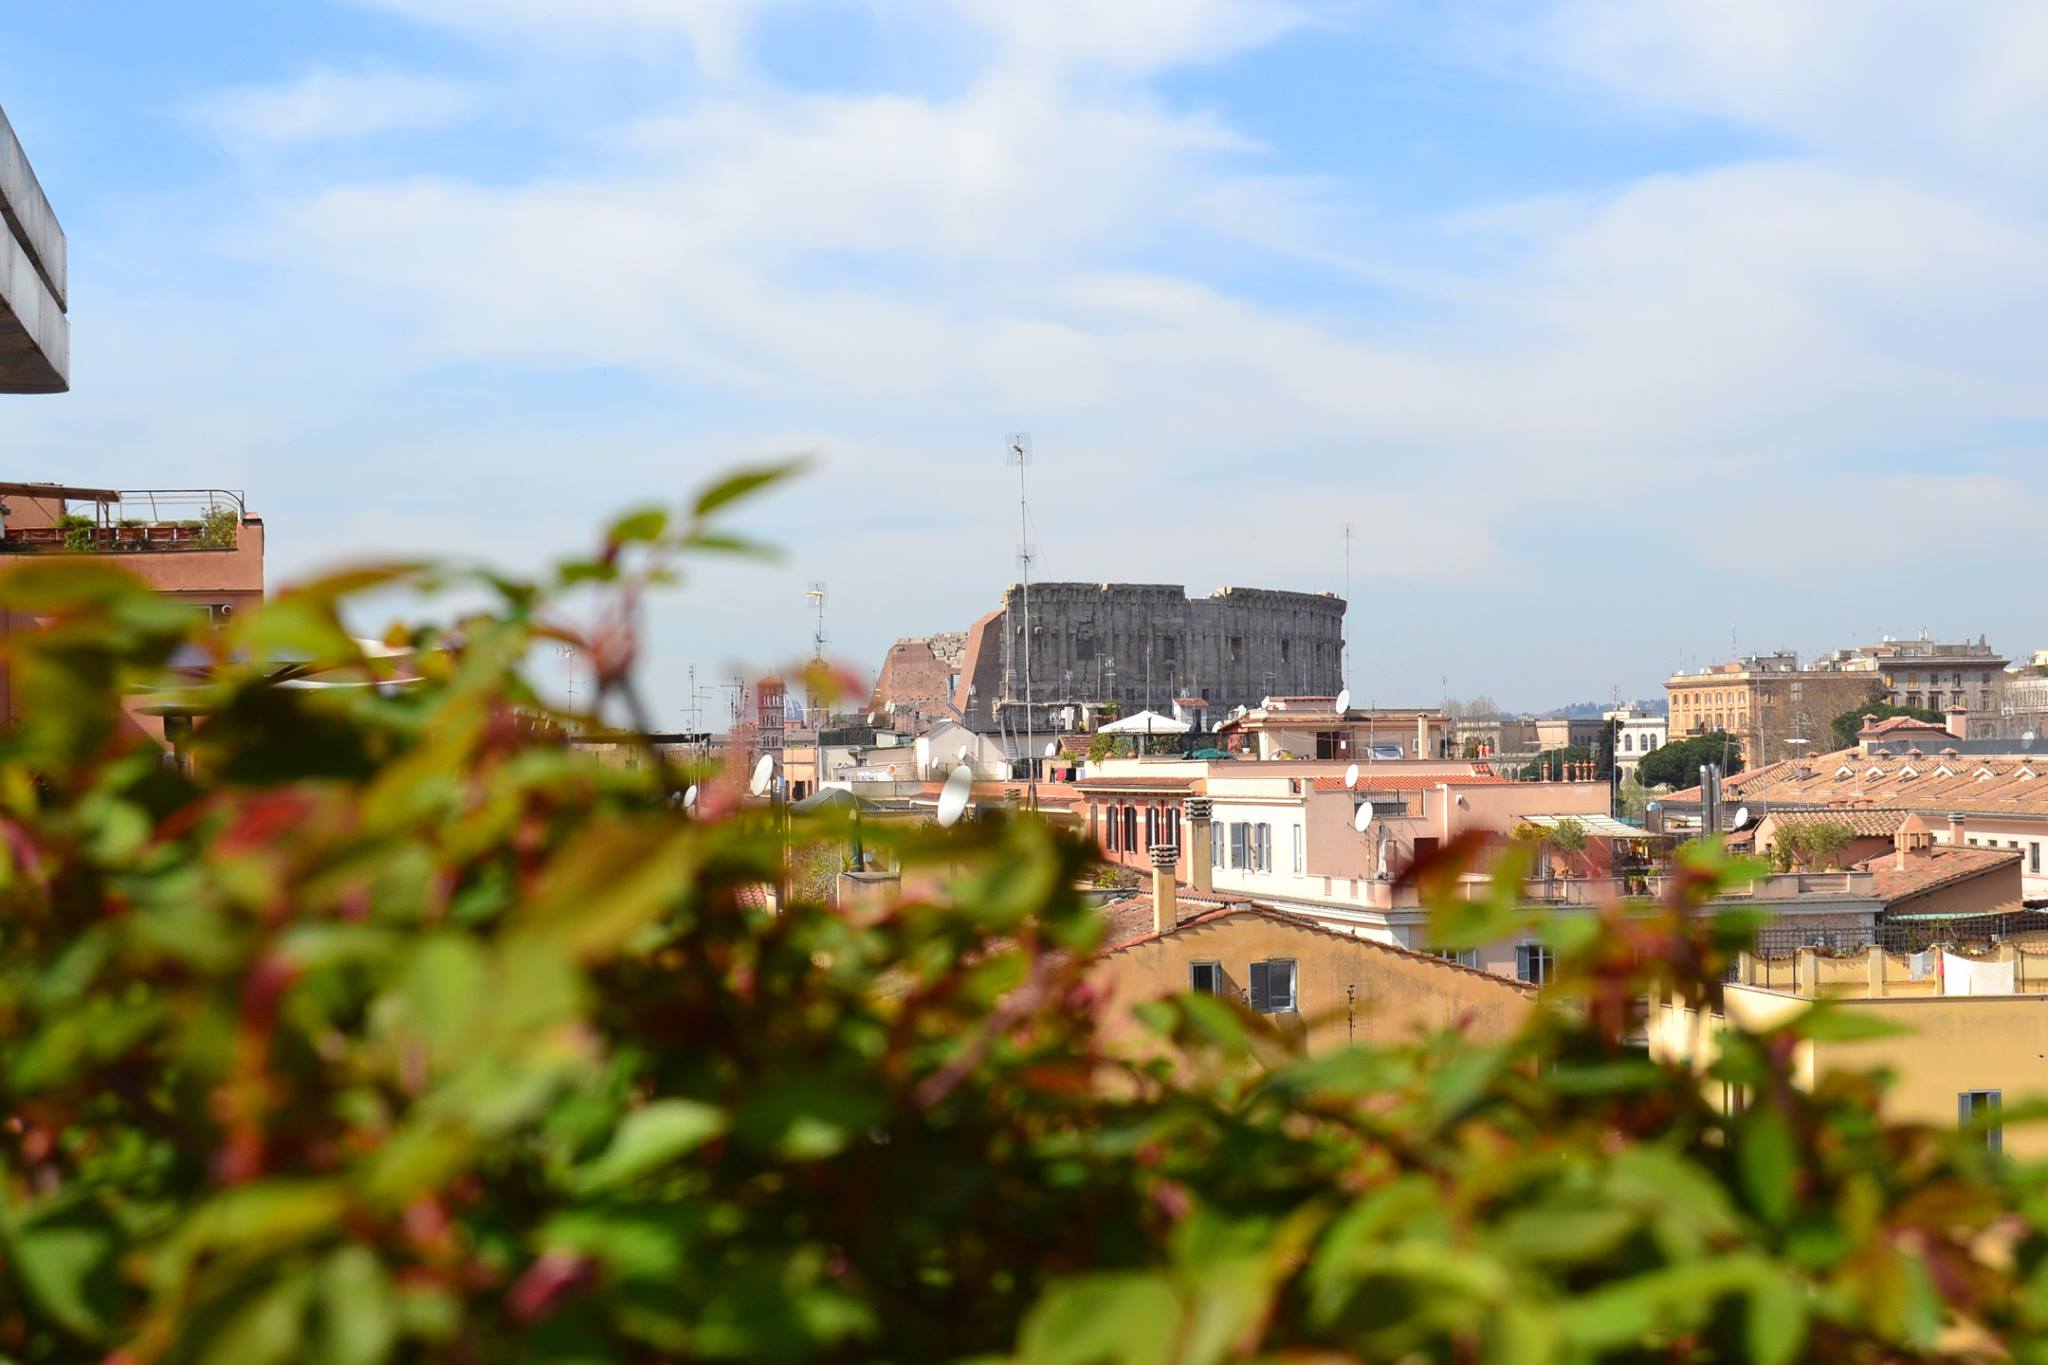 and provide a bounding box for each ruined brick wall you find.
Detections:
[870,635,966,716]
